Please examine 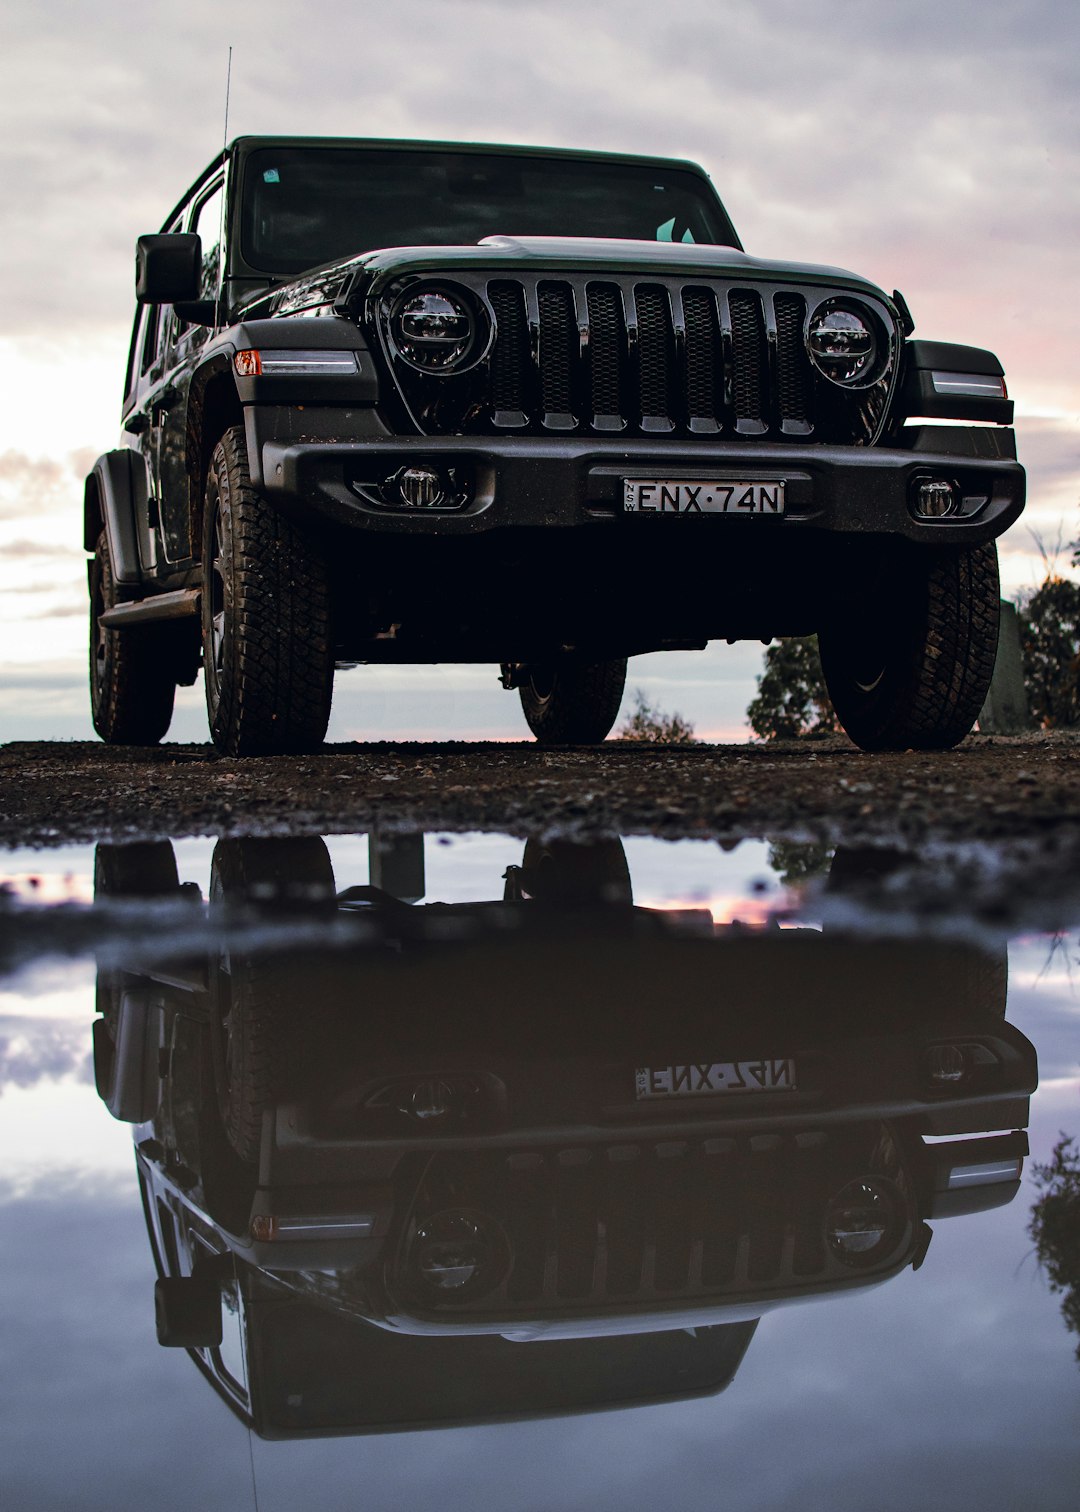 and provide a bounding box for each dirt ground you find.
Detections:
[2,732,1077,851]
